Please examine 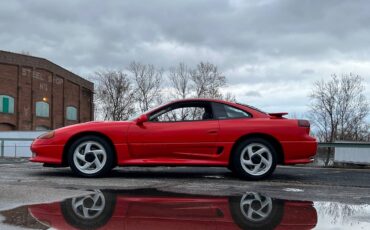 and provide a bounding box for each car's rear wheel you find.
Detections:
[68,135,114,177]
[231,138,277,180]
[229,192,284,230]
